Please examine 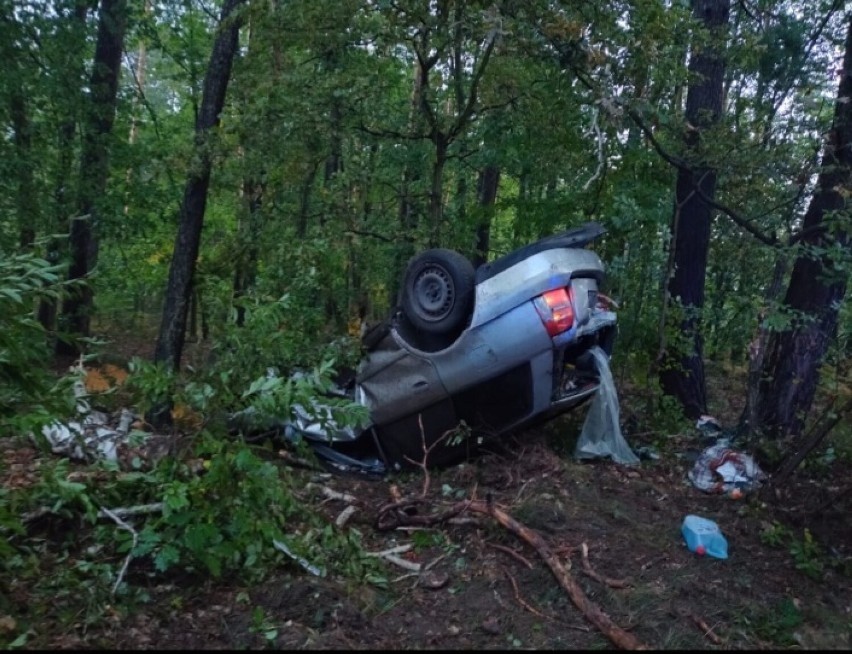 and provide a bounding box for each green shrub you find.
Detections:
[0,250,80,437]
